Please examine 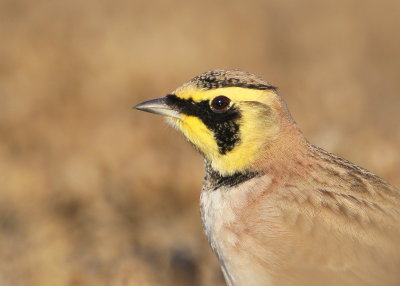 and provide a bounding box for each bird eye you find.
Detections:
[210,96,231,112]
